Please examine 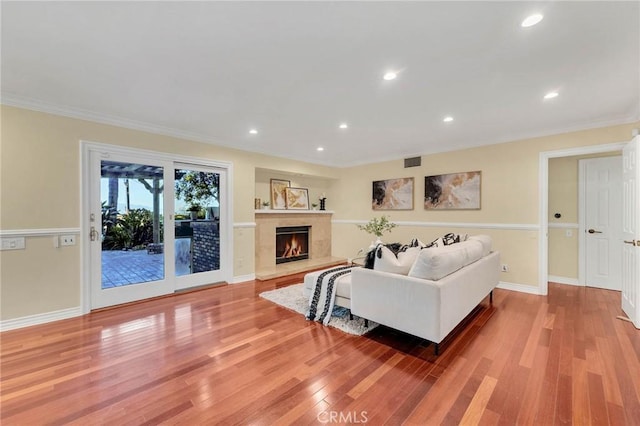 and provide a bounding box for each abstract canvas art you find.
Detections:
[372,177,414,210]
[424,171,481,210]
